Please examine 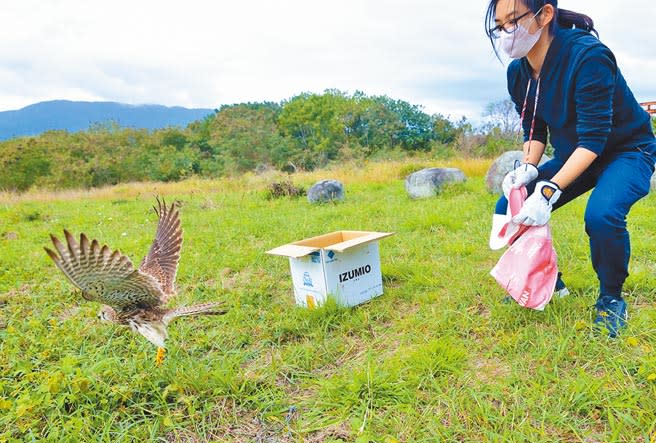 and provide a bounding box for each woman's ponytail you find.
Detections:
[557,8,598,36]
